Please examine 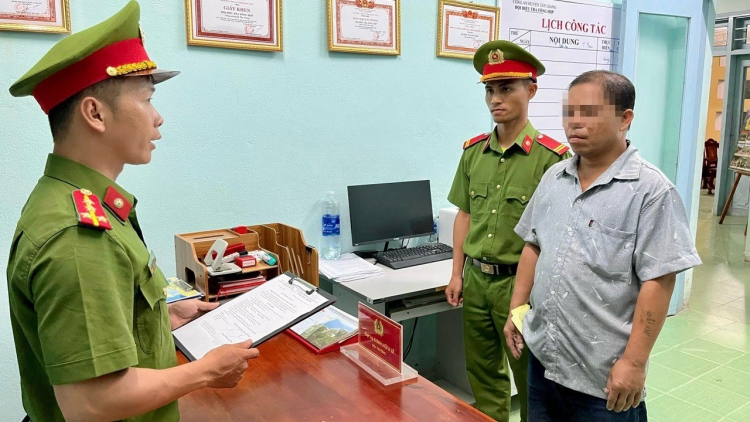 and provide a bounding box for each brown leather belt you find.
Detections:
[471,259,518,276]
